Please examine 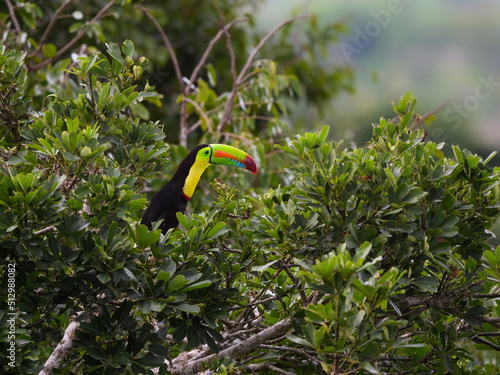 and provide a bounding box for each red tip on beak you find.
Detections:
[245,155,257,175]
